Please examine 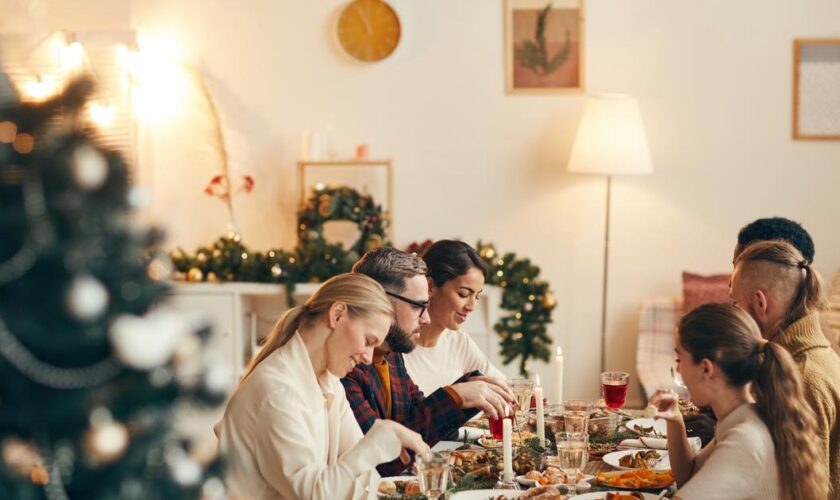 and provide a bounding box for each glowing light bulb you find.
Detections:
[88,102,116,128]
